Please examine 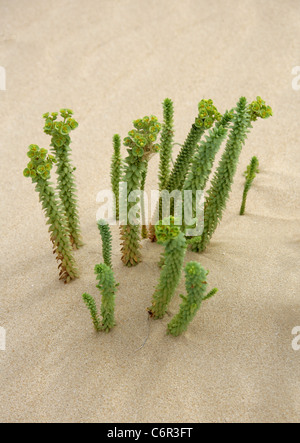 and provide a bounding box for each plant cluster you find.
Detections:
[24,95,272,338]
[83,223,117,332]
